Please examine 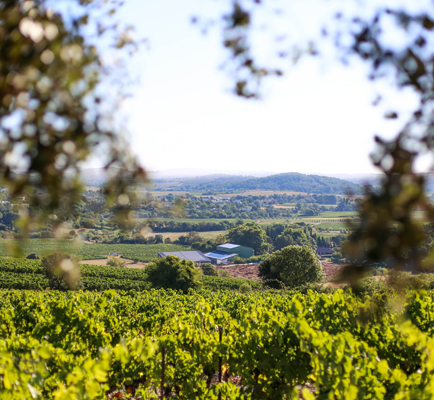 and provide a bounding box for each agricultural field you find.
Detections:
[314,221,356,230]
[0,257,261,292]
[2,288,434,399]
[314,211,359,218]
[0,240,190,262]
